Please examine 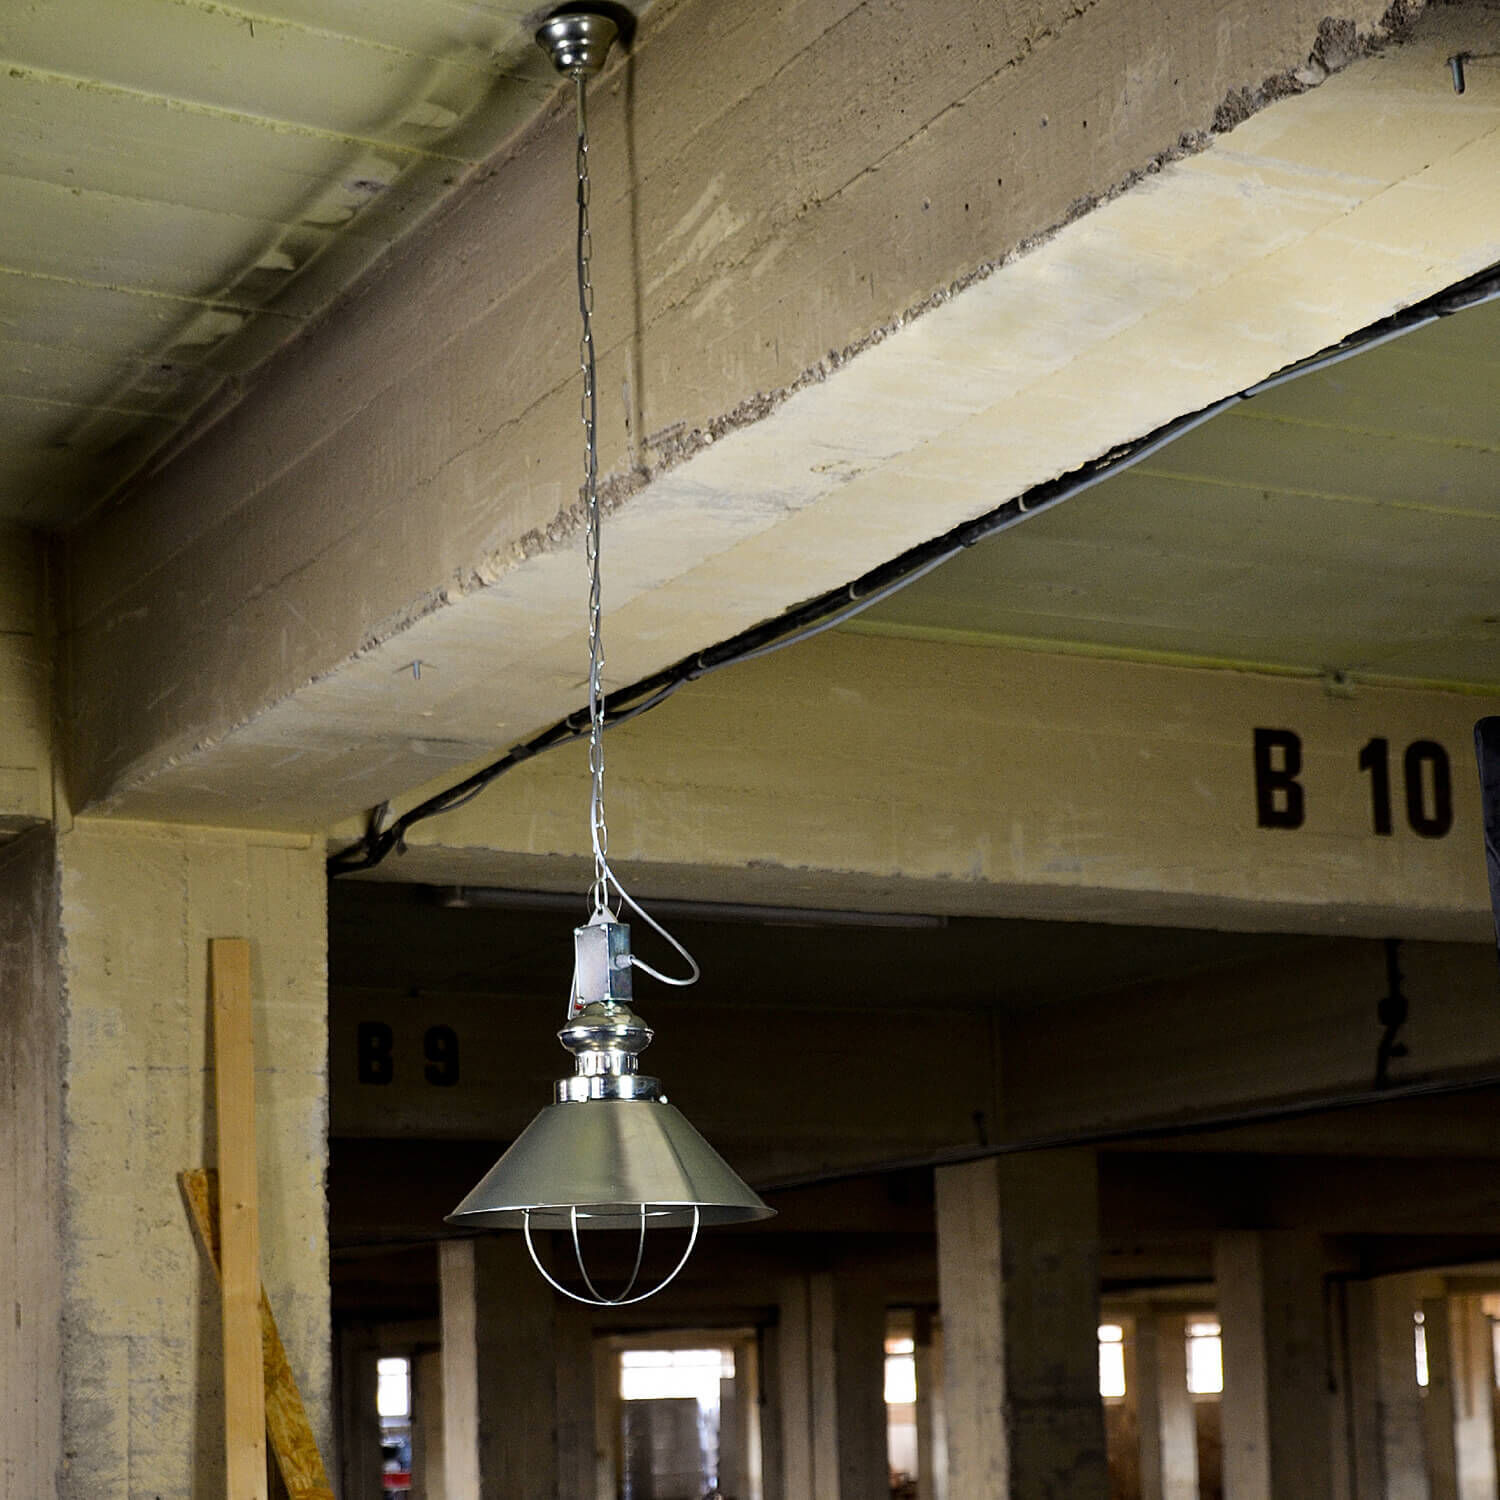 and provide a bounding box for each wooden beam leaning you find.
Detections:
[211,937,270,1500]
[181,1168,335,1500]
